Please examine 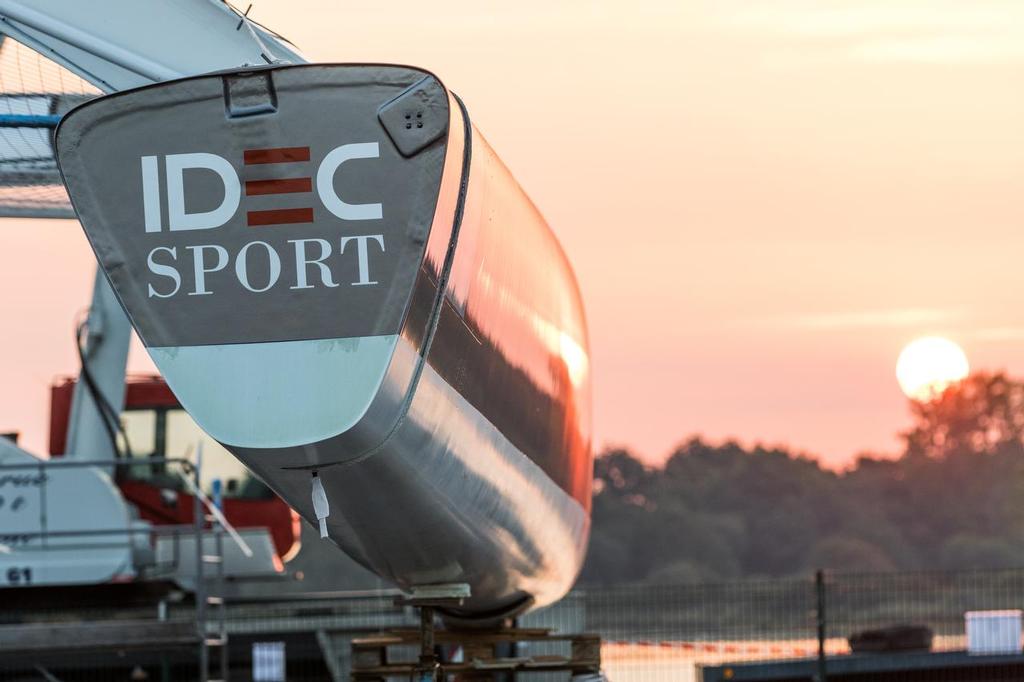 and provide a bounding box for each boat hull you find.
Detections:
[56,64,592,618]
